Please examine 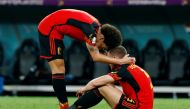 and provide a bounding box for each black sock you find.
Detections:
[69,89,103,109]
[52,74,68,104]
